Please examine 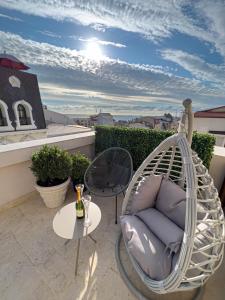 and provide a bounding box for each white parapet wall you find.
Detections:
[209,146,225,192]
[0,131,95,209]
[0,129,47,145]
